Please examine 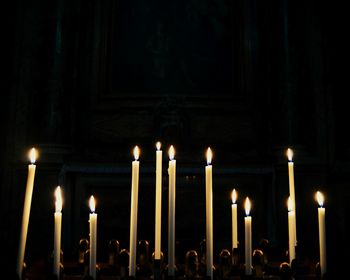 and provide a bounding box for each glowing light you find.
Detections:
[316,191,324,207]
[287,148,293,162]
[231,189,237,204]
[133,146,140,160]
[169,145,175,160]
[156,142,161,151]
[55,186,62,212]
[206,147,212,165]
[245,197,251,216]
[89,195,96,213]
[287,197,293,212]
[29,148,37,164]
